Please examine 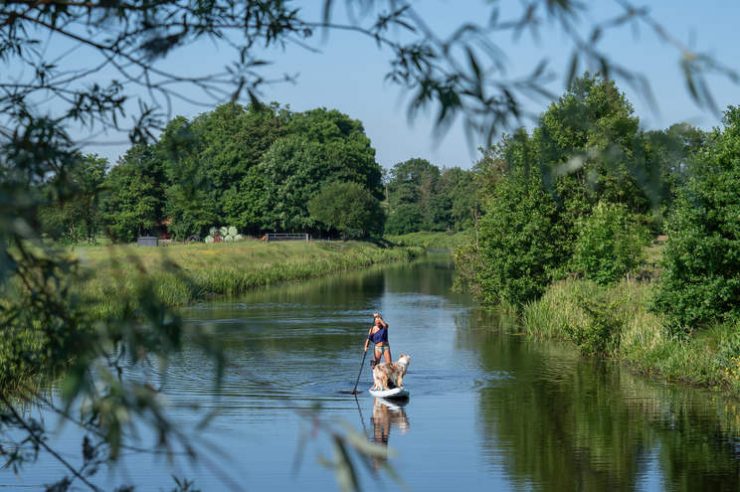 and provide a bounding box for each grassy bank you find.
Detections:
[75,240,422,317]
[386,230,472,251]
[521,278,740,396]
